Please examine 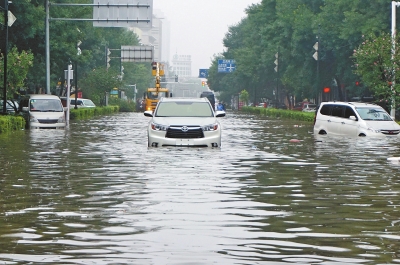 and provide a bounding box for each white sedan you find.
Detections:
[144,97,225,147]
